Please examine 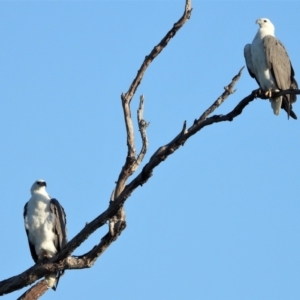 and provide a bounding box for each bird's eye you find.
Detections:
[264,20,267,23]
